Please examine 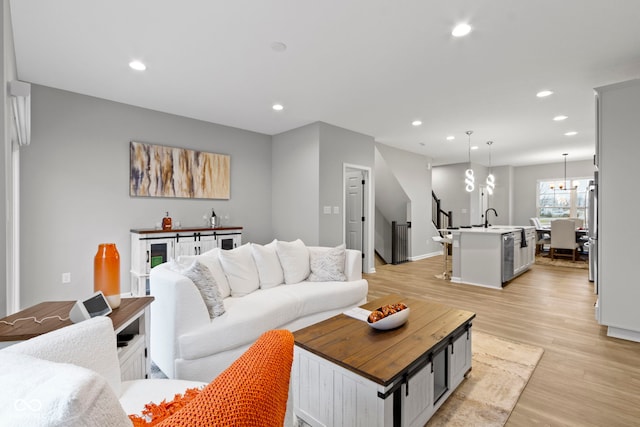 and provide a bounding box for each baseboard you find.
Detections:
[409,251,442,261]
[607,326,640,343]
